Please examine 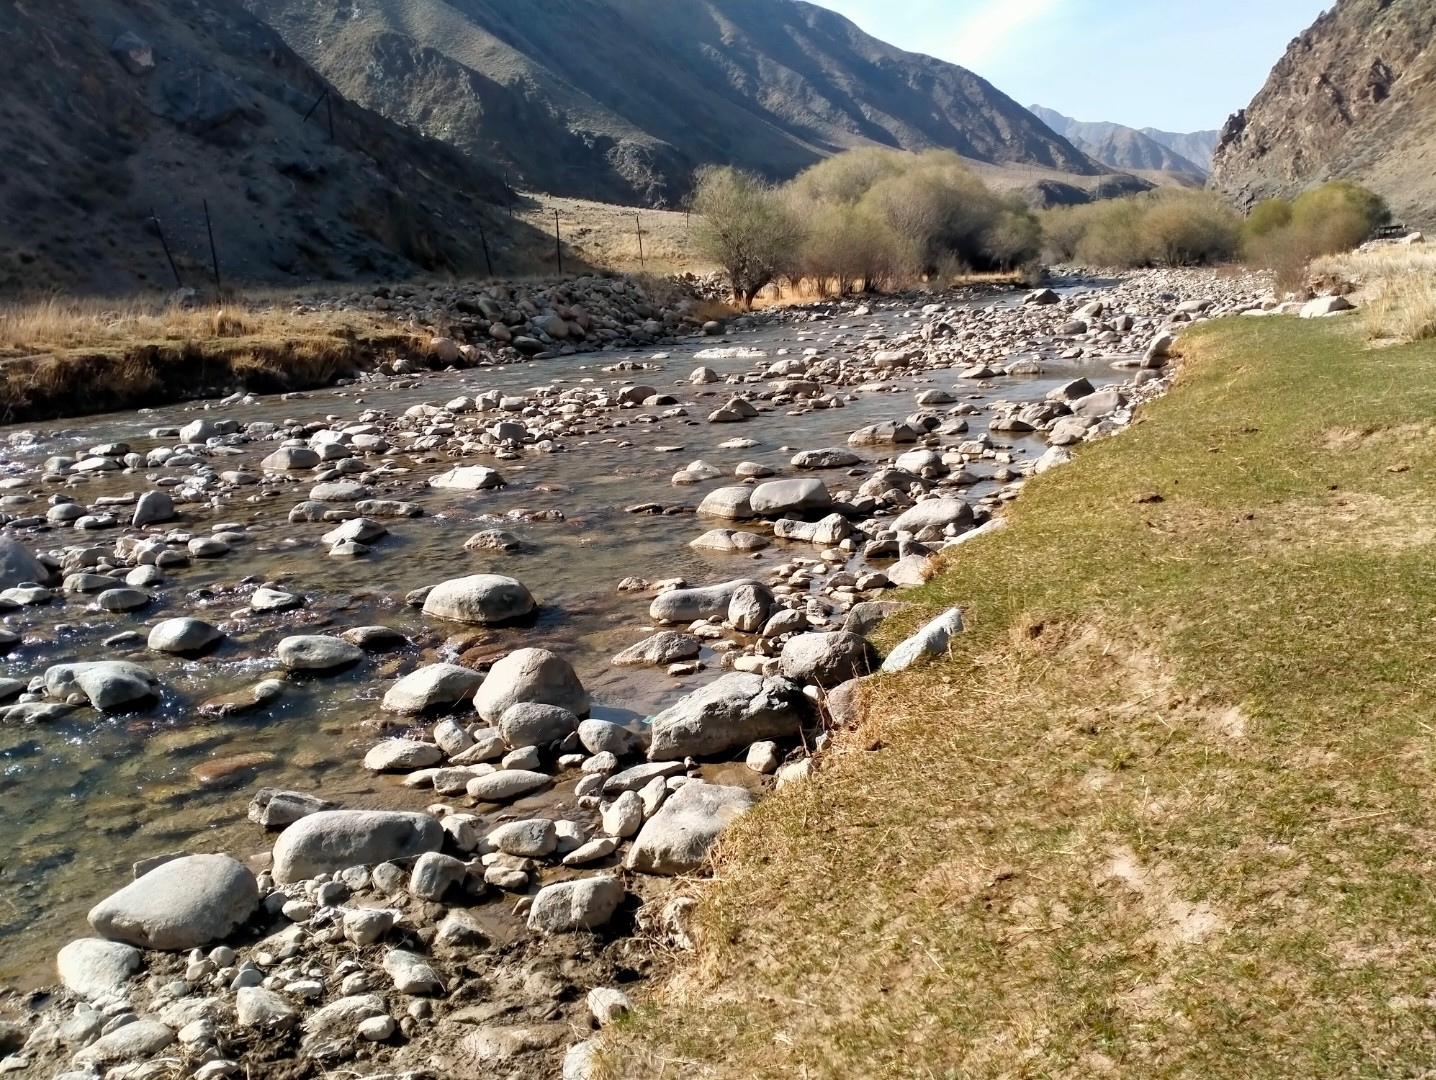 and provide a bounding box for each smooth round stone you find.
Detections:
[148,618,222,655]
[251,587,302,612]
[98,588,150,613]
[188,537,229,558]
[465,770,551,803]
[276,636,364,672]
[421,574,536,626]
[363,739,443,772]
[125,565,165,587]
[87,854,258,951]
